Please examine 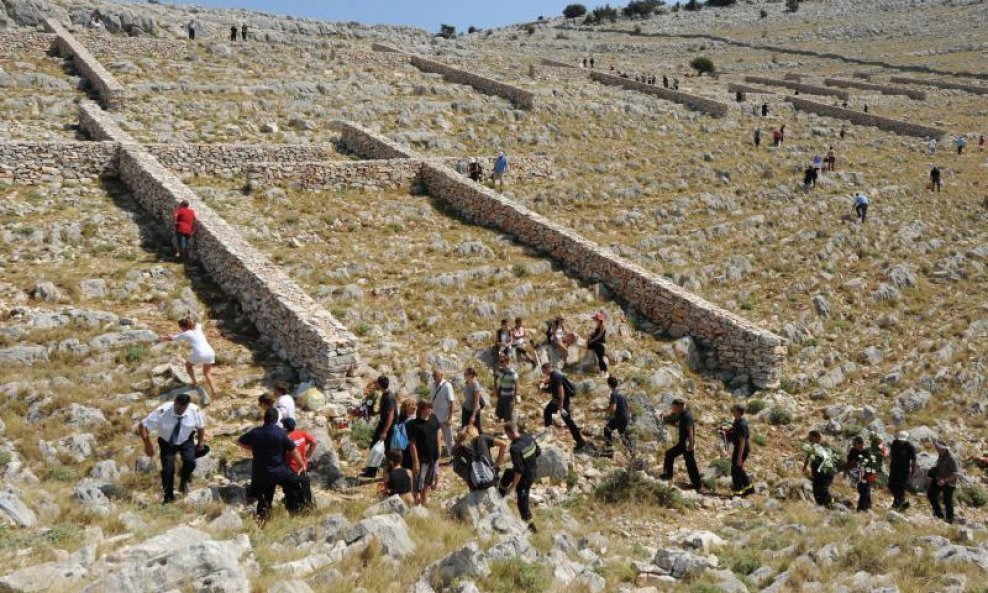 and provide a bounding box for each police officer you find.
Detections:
[499,420,540,533]
[729,404,753,497]
[659,399,702,491]
[238,408,306,521]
